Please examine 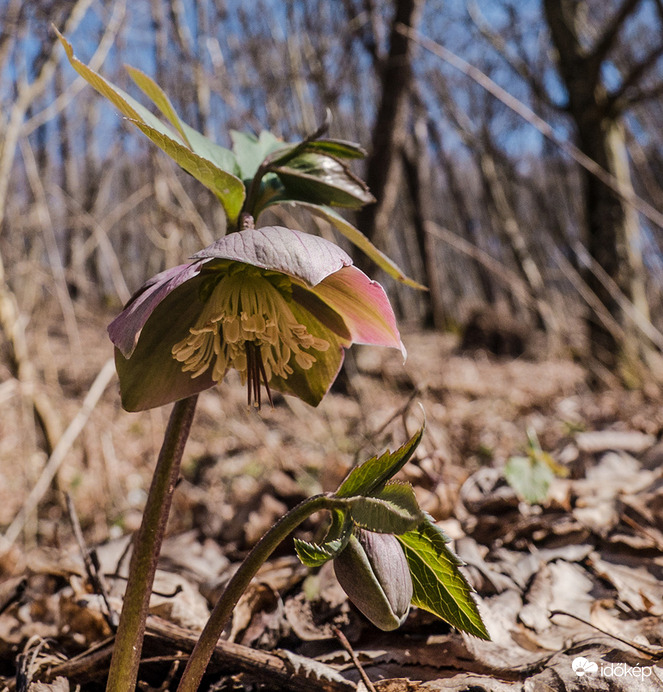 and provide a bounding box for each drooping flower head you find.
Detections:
[108,226,404,411]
